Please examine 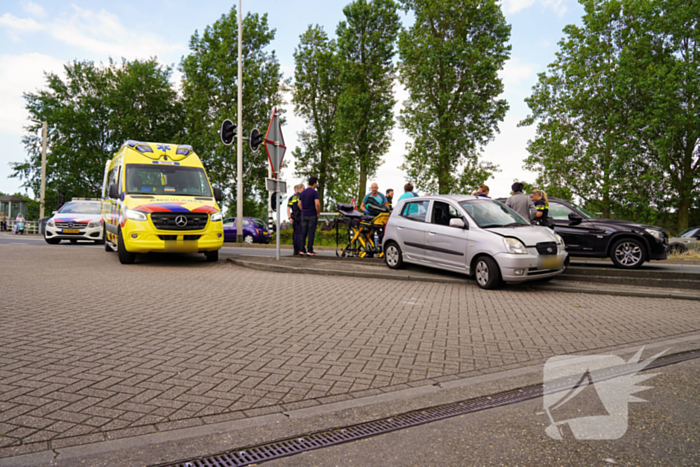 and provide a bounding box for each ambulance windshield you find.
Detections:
[126,164,212,197]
